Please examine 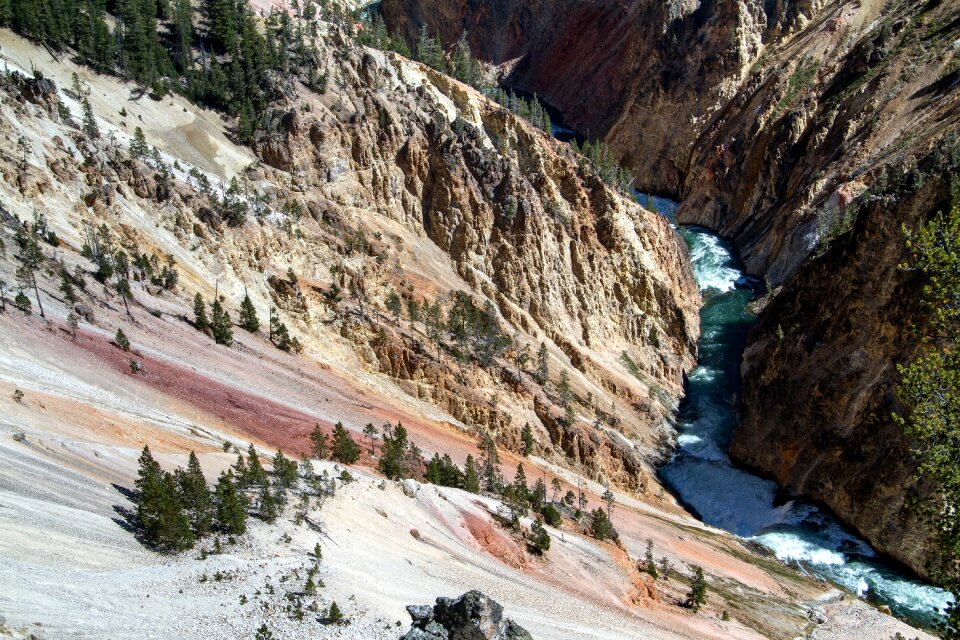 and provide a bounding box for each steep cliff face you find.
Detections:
[735,158,956,579]
[380,0,960,577]
[251,51,701,488]
[381,0,768,199]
